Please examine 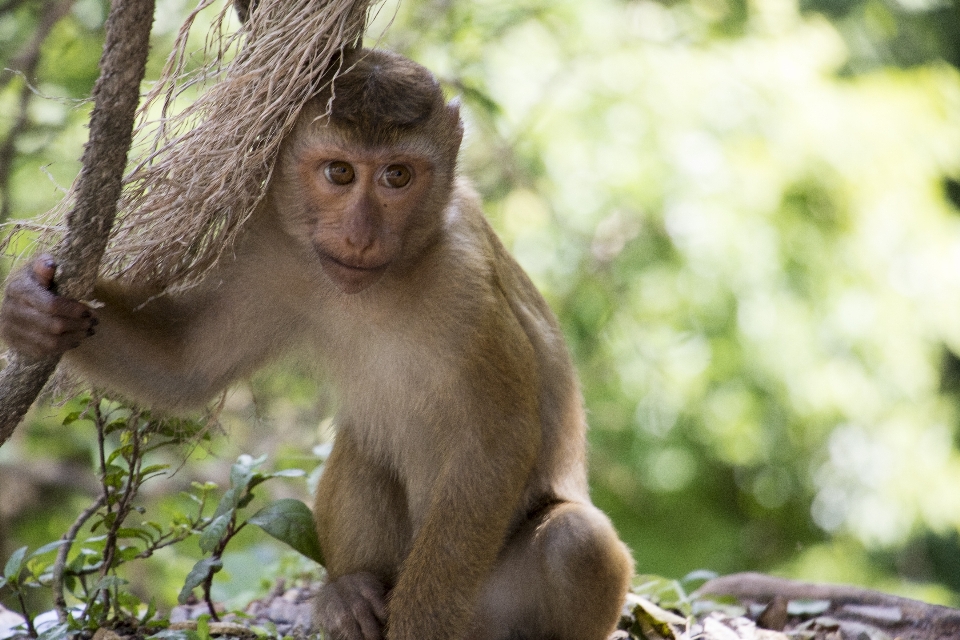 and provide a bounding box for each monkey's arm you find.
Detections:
[0,209,307,412]
[63,250,303,411]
